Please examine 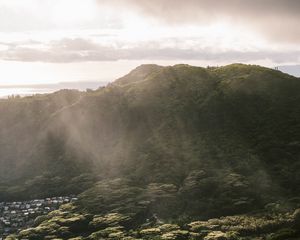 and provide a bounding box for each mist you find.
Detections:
[1,1,300,238]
